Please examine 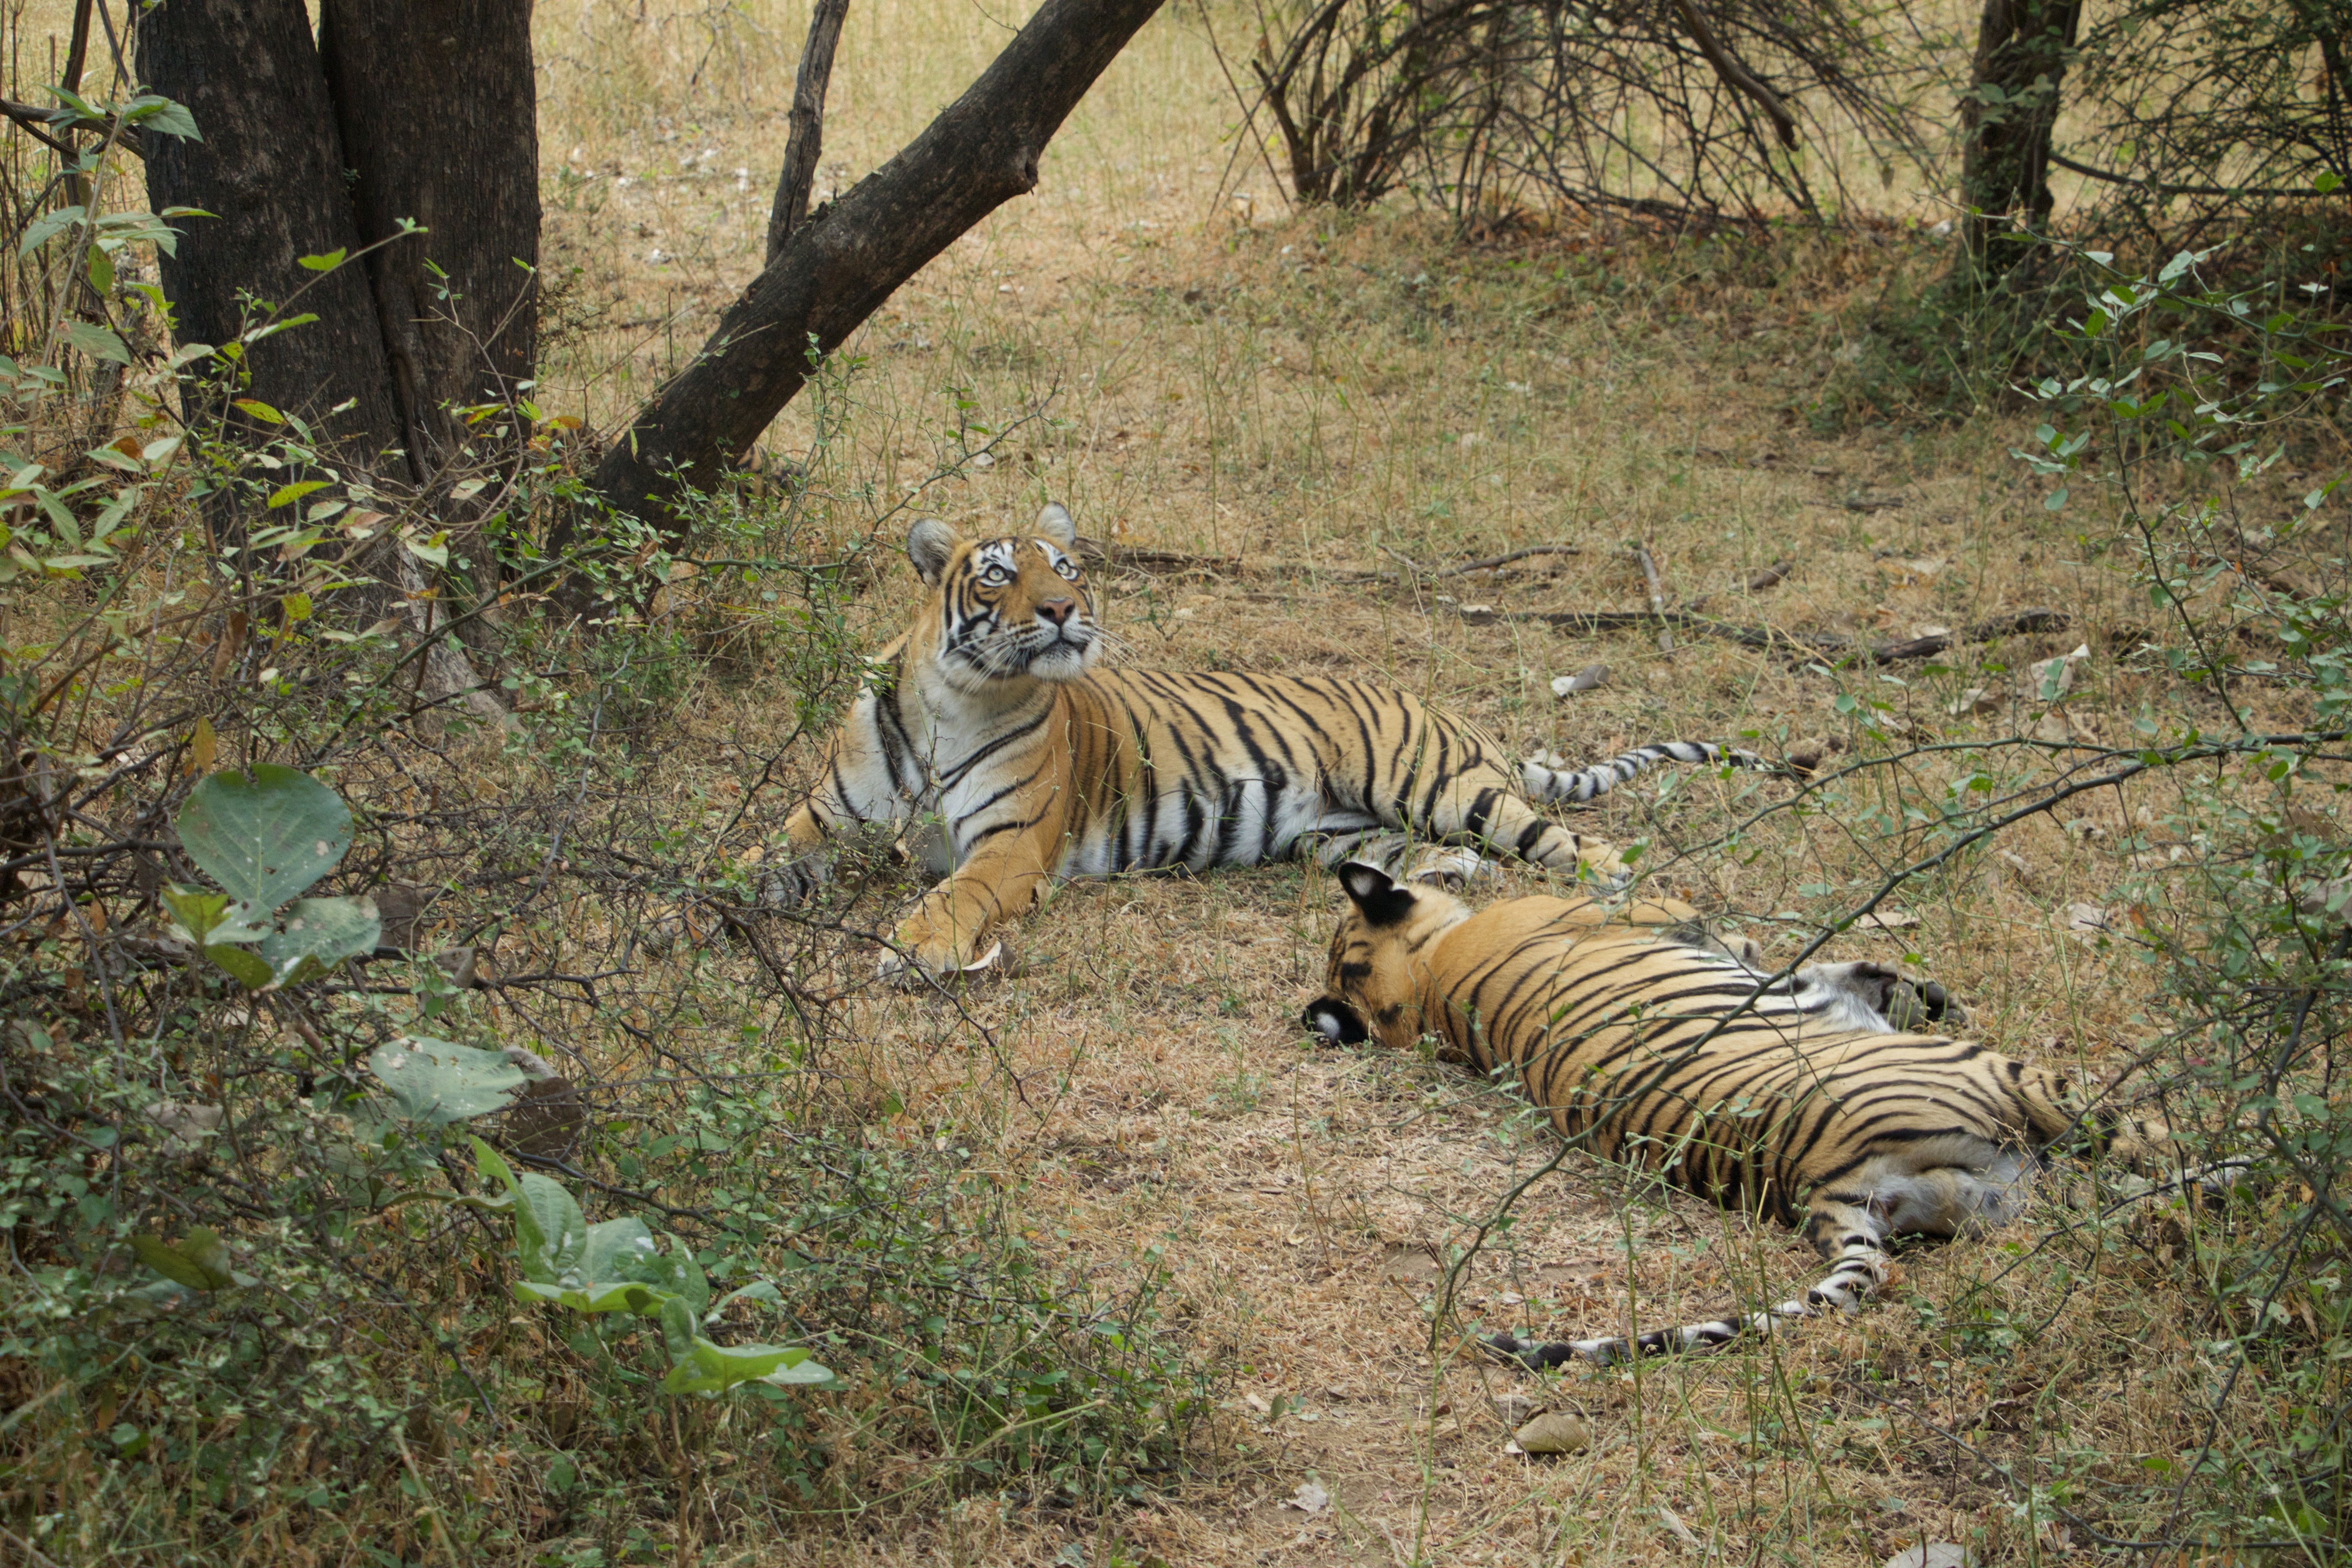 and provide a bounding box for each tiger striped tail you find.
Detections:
[1520,741,1773,806]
